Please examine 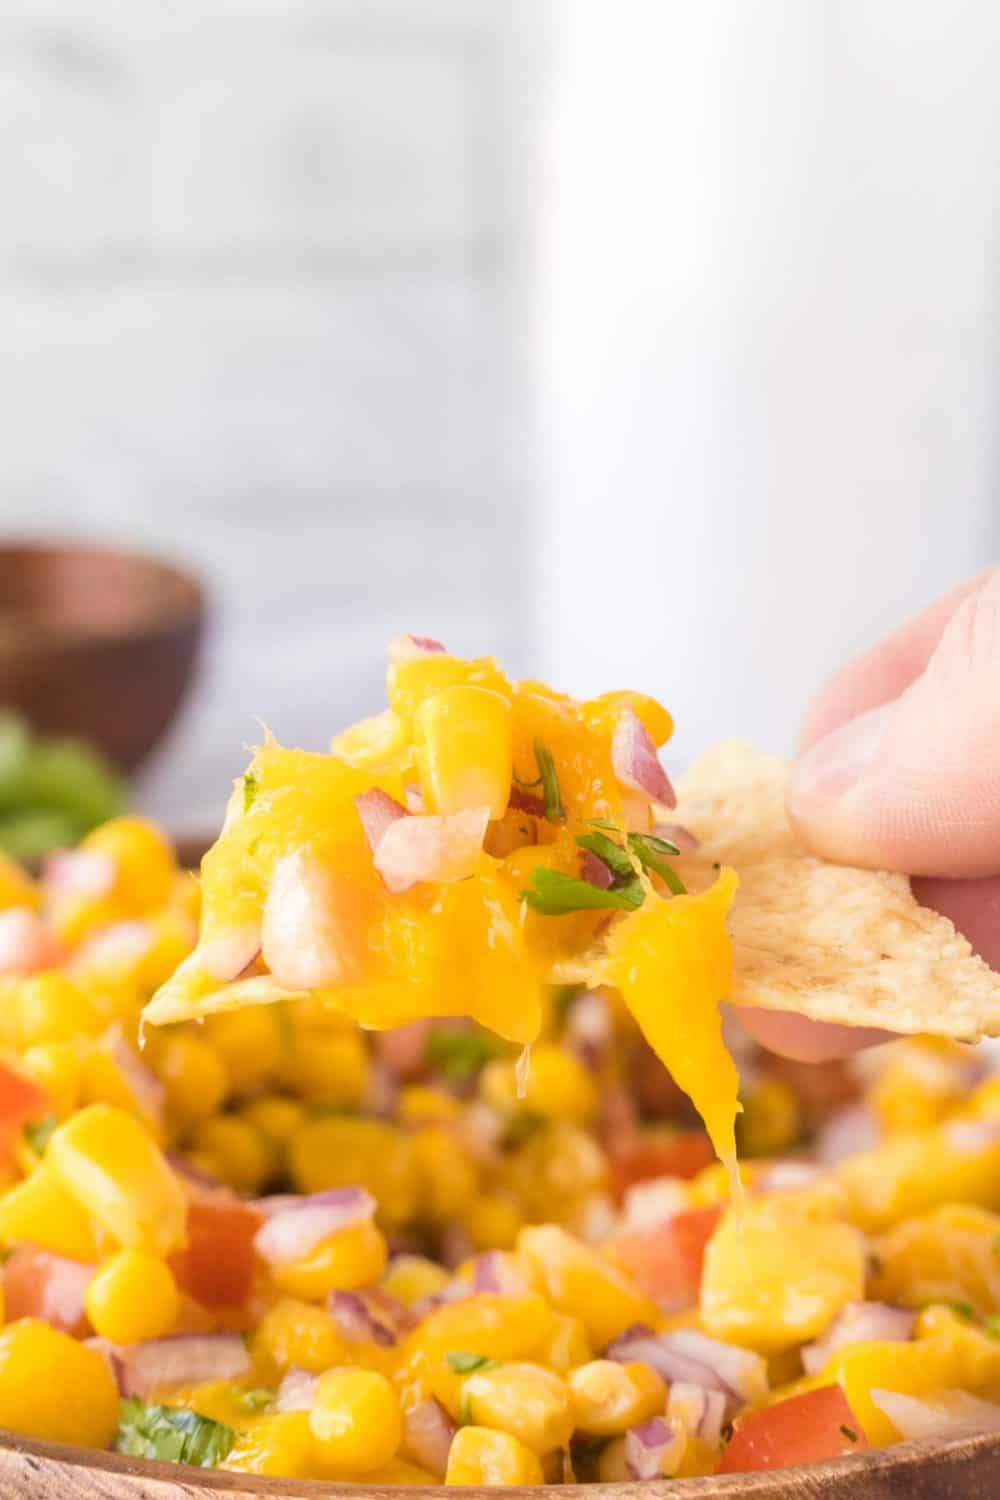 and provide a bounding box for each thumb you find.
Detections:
[787,571,1000,879]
